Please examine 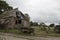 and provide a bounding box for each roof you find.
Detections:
[0,8,29,21]
[0,8,18,19]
